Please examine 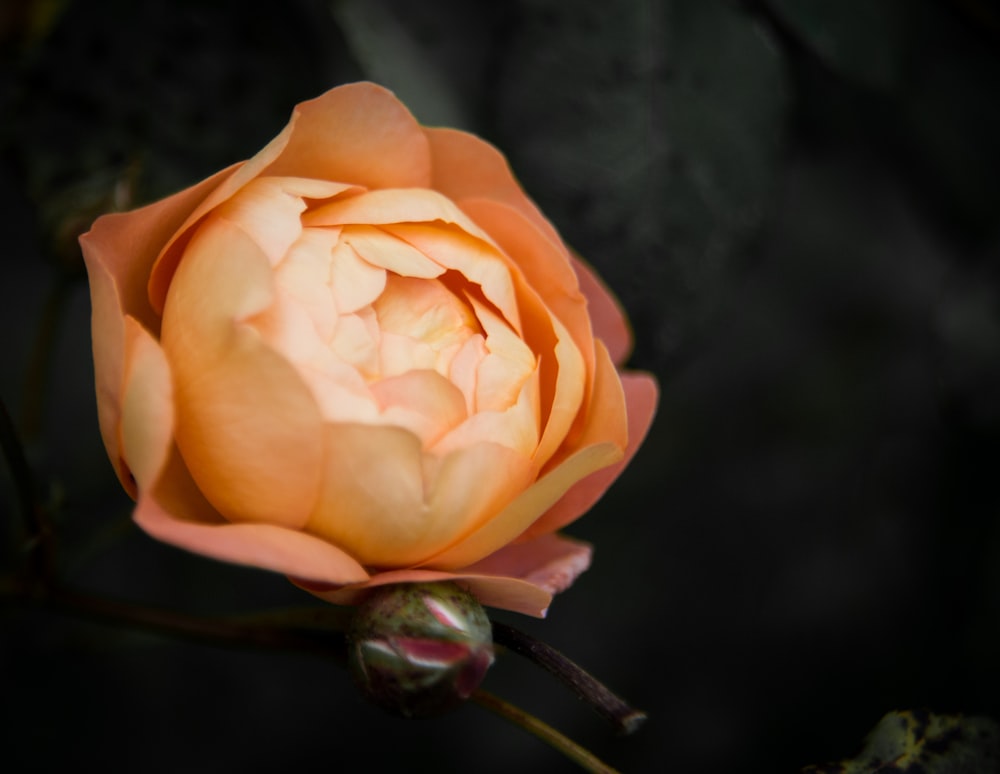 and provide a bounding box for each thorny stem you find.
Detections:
[492,622,647,736]
[472,690,621,774]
